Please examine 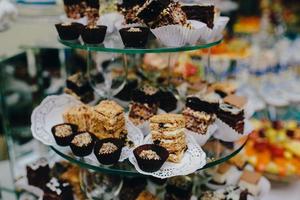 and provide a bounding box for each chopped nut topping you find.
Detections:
[71,132,92,147]
[99,142,118,154]
[55,125,72,137]
[139,150,160,160]
[128,27,142,32]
